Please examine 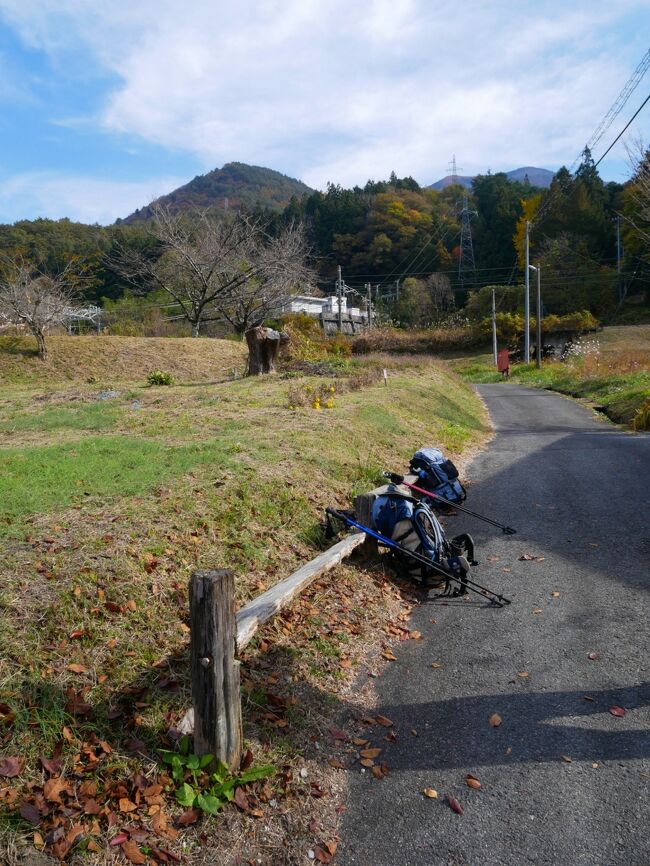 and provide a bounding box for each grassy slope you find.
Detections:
[0,338,488,863]
[451,325,650,427]
[0,335,248,386]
